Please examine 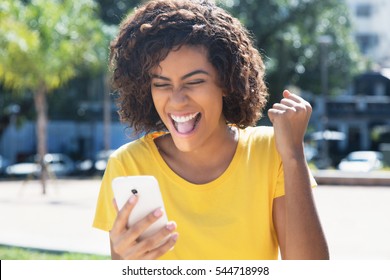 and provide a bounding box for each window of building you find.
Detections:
[356,3,372,17]
[356,33,379,54]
